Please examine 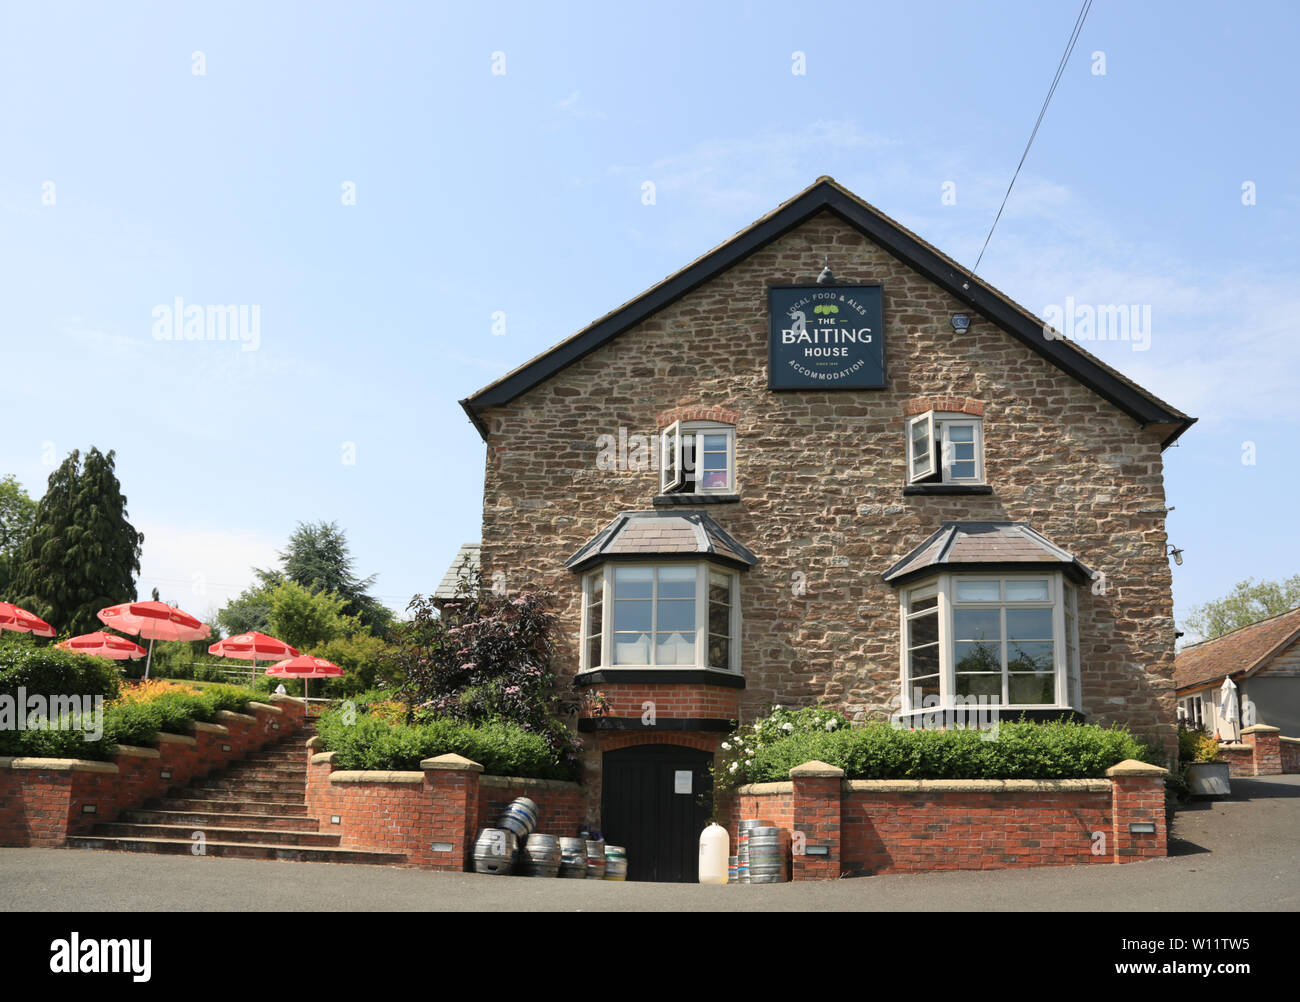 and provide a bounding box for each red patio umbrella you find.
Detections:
[57,631,148,660]
[208,632,299,685]
[265,655,344,705]
[97,601,210,680]
[0,602,56,638]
